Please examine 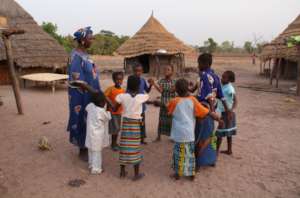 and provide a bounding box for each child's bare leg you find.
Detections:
[216,137,222,155]
[221,137,233,155]
[120,165,126,178]
[154,133,161,142]
[227,137,232,154]
[111,134,118,151]
[132,164,145,181]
